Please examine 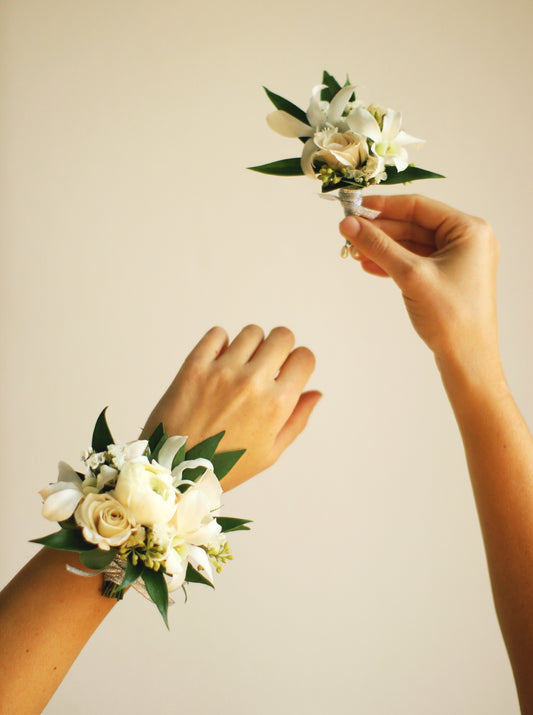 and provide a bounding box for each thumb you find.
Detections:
[339,216,416,286]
